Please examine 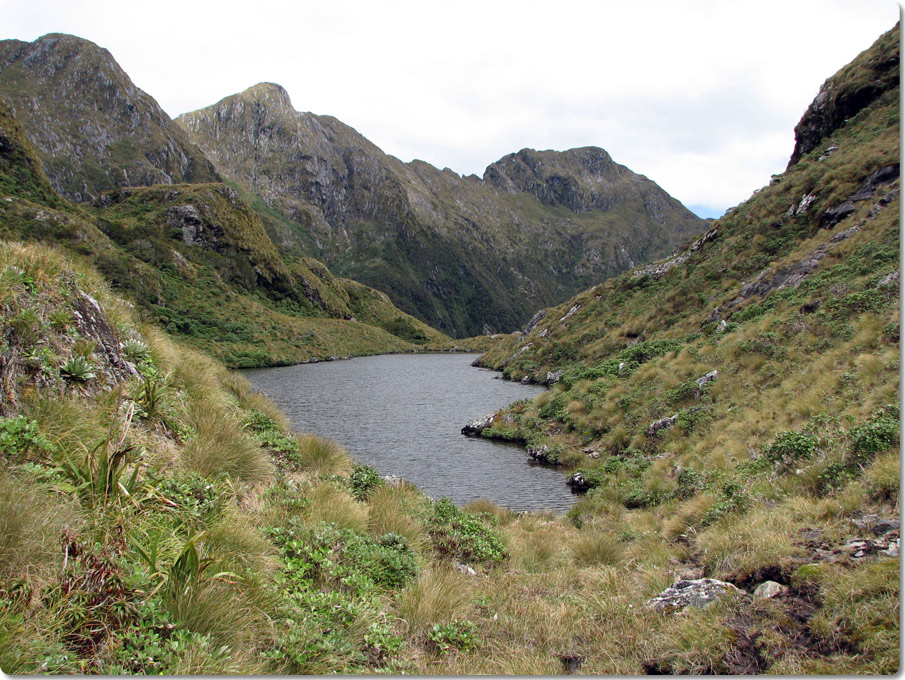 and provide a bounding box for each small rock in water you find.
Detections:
[462,413,494,436]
